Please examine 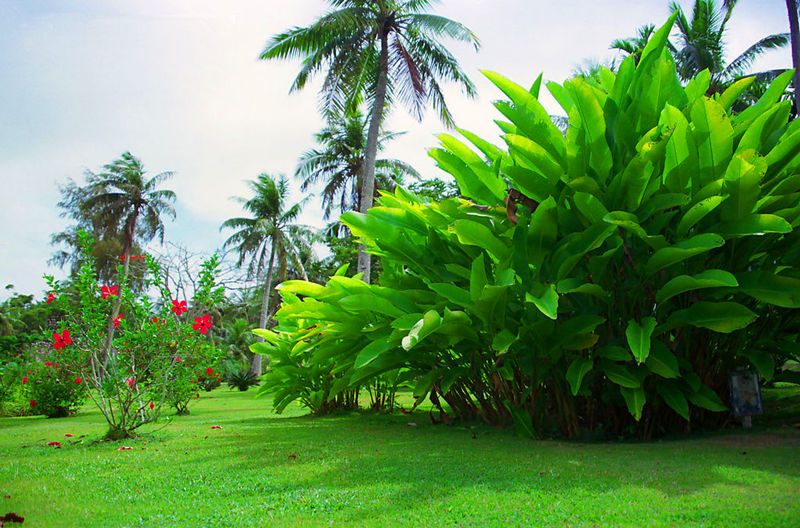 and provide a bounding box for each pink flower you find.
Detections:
[210,425,222,429]
[65,434,74,437]
[46,293,55,303]
[171,299,188,315]
[47,441,62,447]
[126,378,135,387]
[192,314,212,334]
[117,446,132,451]
[100,285,119,299]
